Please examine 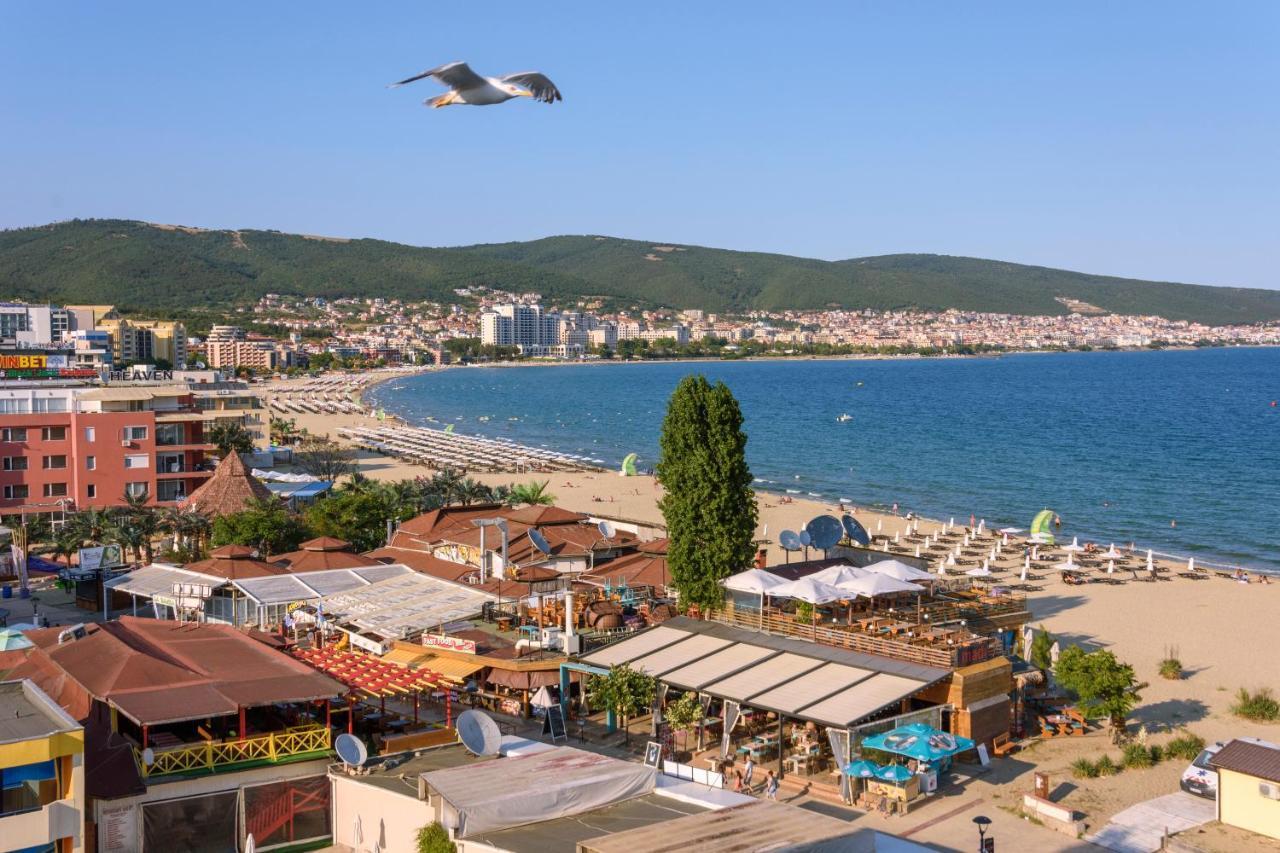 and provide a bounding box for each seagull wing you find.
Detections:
[389,61,487,90]
[501,71,563,103]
